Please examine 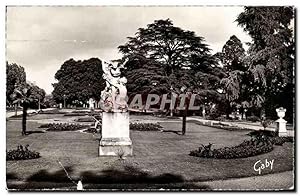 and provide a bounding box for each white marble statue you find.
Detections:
[101,60,128,112]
